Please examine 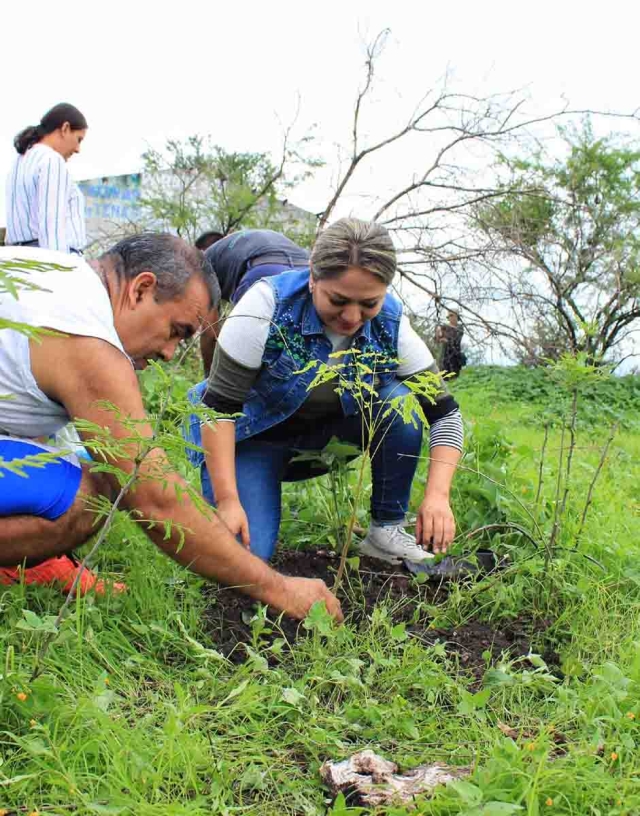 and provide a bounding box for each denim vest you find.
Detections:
[186,268,402,465]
